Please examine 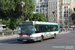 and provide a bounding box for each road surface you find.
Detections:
[0,31,75,50]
